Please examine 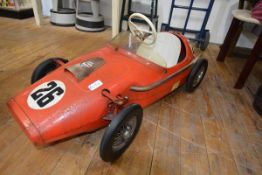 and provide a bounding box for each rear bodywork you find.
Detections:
[8,33,194,146]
